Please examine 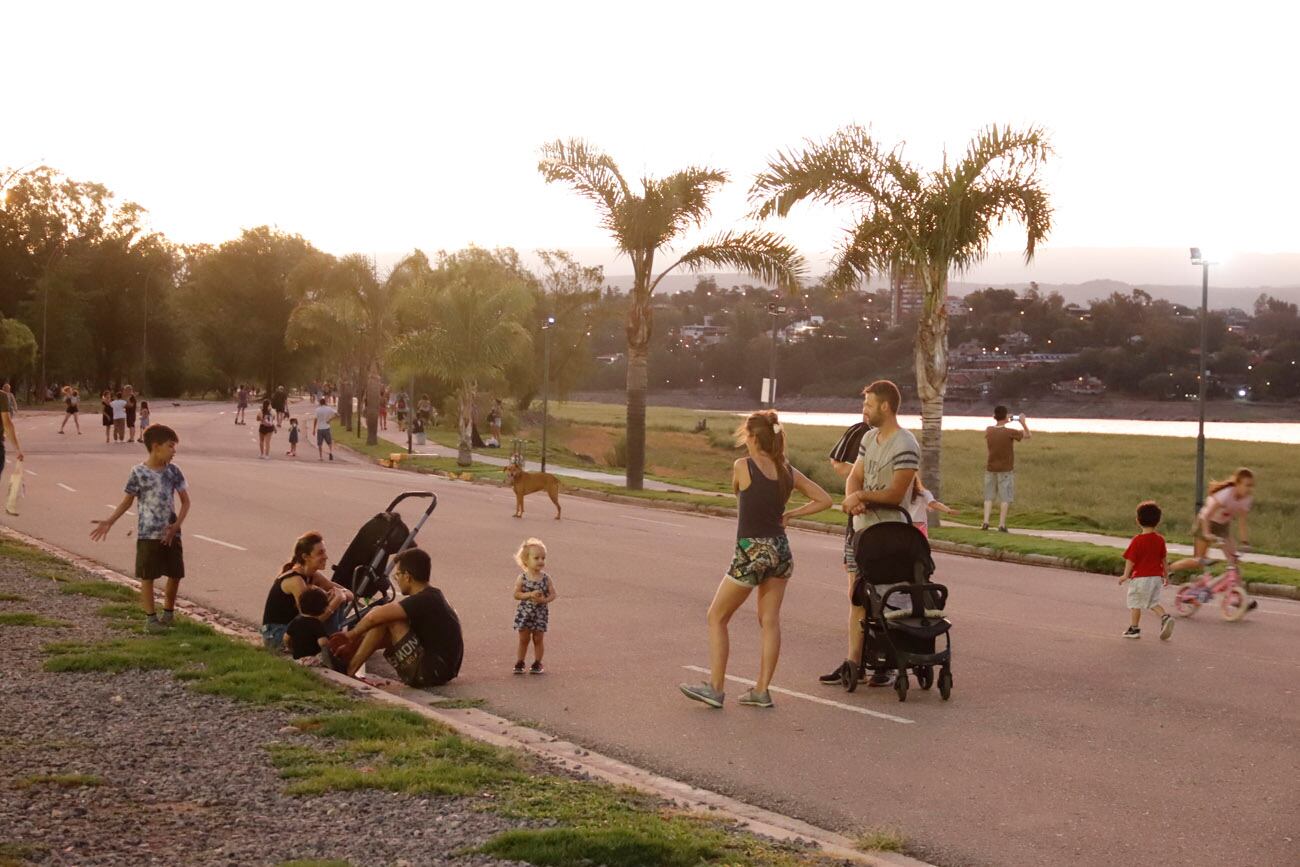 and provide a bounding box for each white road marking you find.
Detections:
[24,469,36,476]
[1259,609,1300,617]
[193,534,247,551]
[629,516,685,528]
[56,483,76,493]
[681,665,914,724]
